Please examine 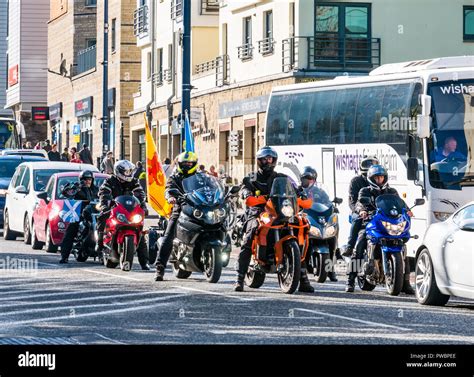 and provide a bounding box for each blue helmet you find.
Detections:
[367,164,388,190]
